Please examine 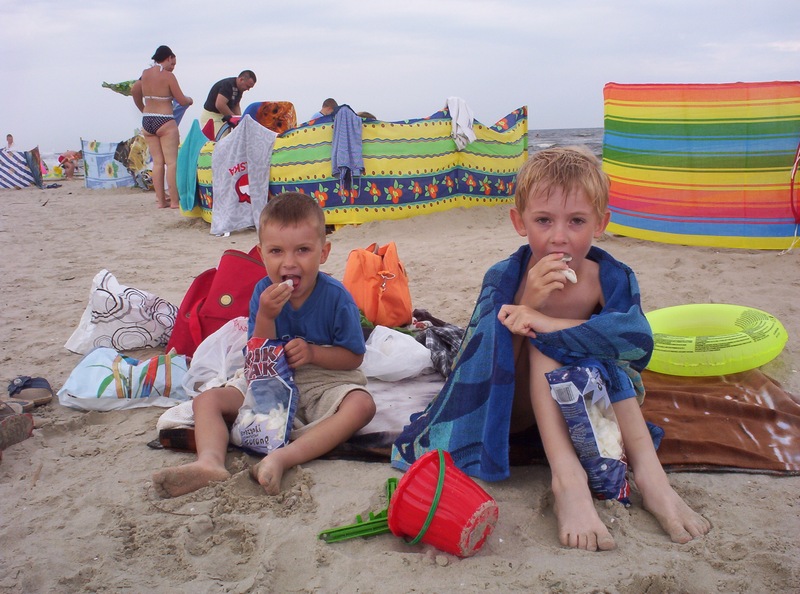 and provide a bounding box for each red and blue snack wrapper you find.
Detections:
[230,338,299,455]
[545,365,631,505]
